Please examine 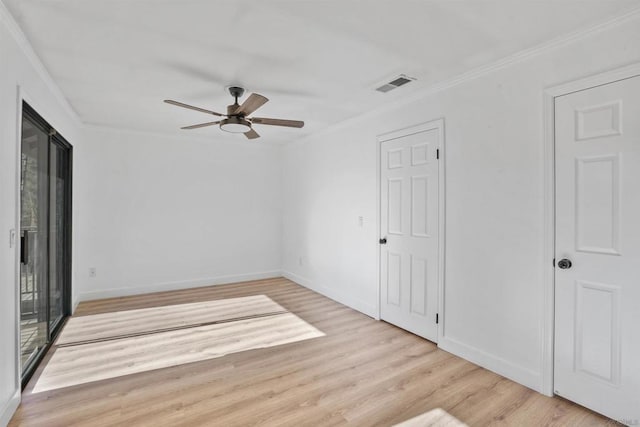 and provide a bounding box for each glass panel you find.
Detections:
[20,118,49,372]
[49,141,68,331]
